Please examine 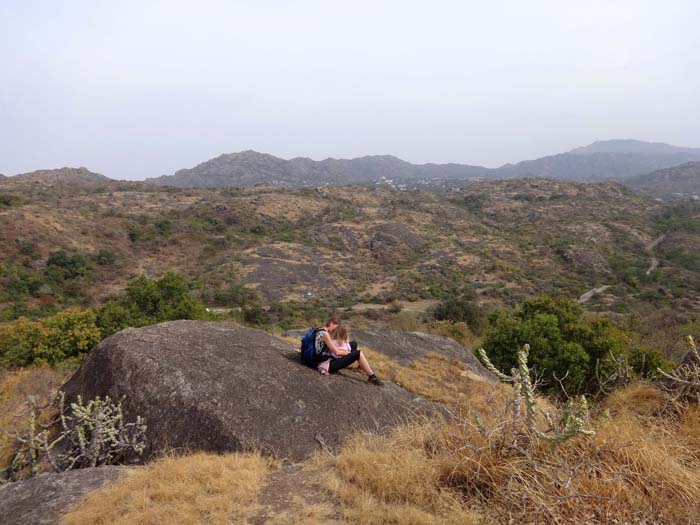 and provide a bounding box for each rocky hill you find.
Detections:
[6,167,111,186]
[624,161,700,200]
[144,140,700,189]
[144,150,488,188]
